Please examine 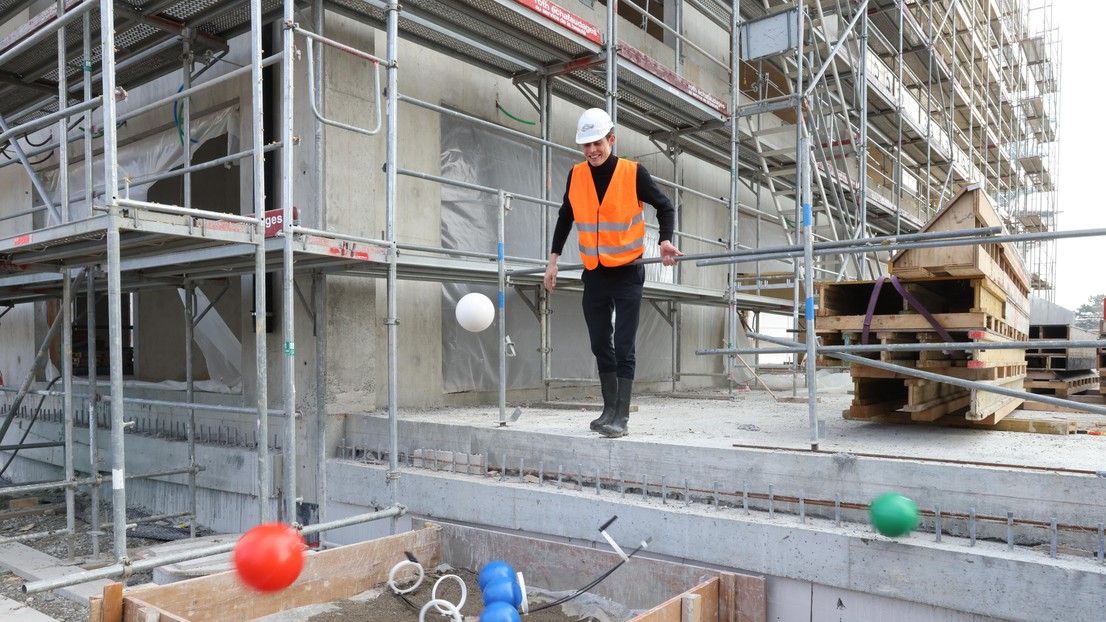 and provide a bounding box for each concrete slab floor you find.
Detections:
[382,388,1106,472]
[0,594,58,622]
